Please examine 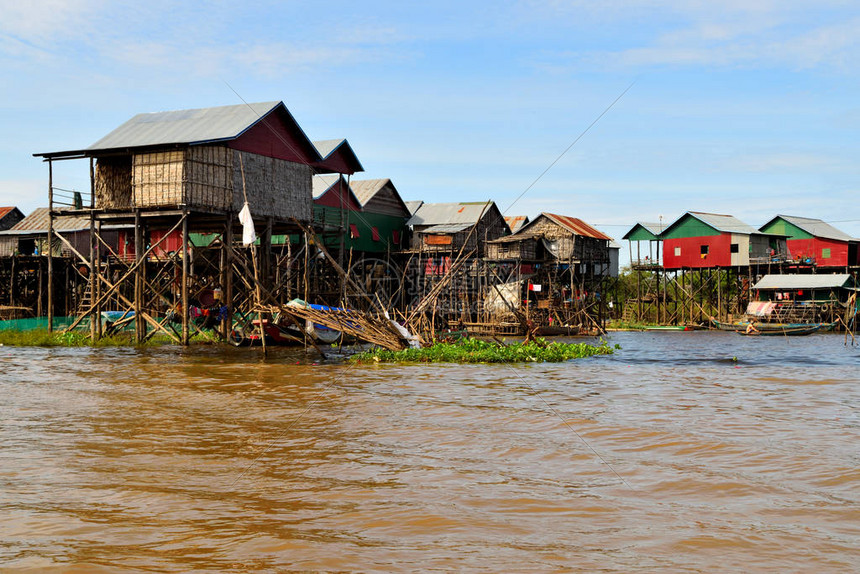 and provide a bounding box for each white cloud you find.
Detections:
[525,2,860,73]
